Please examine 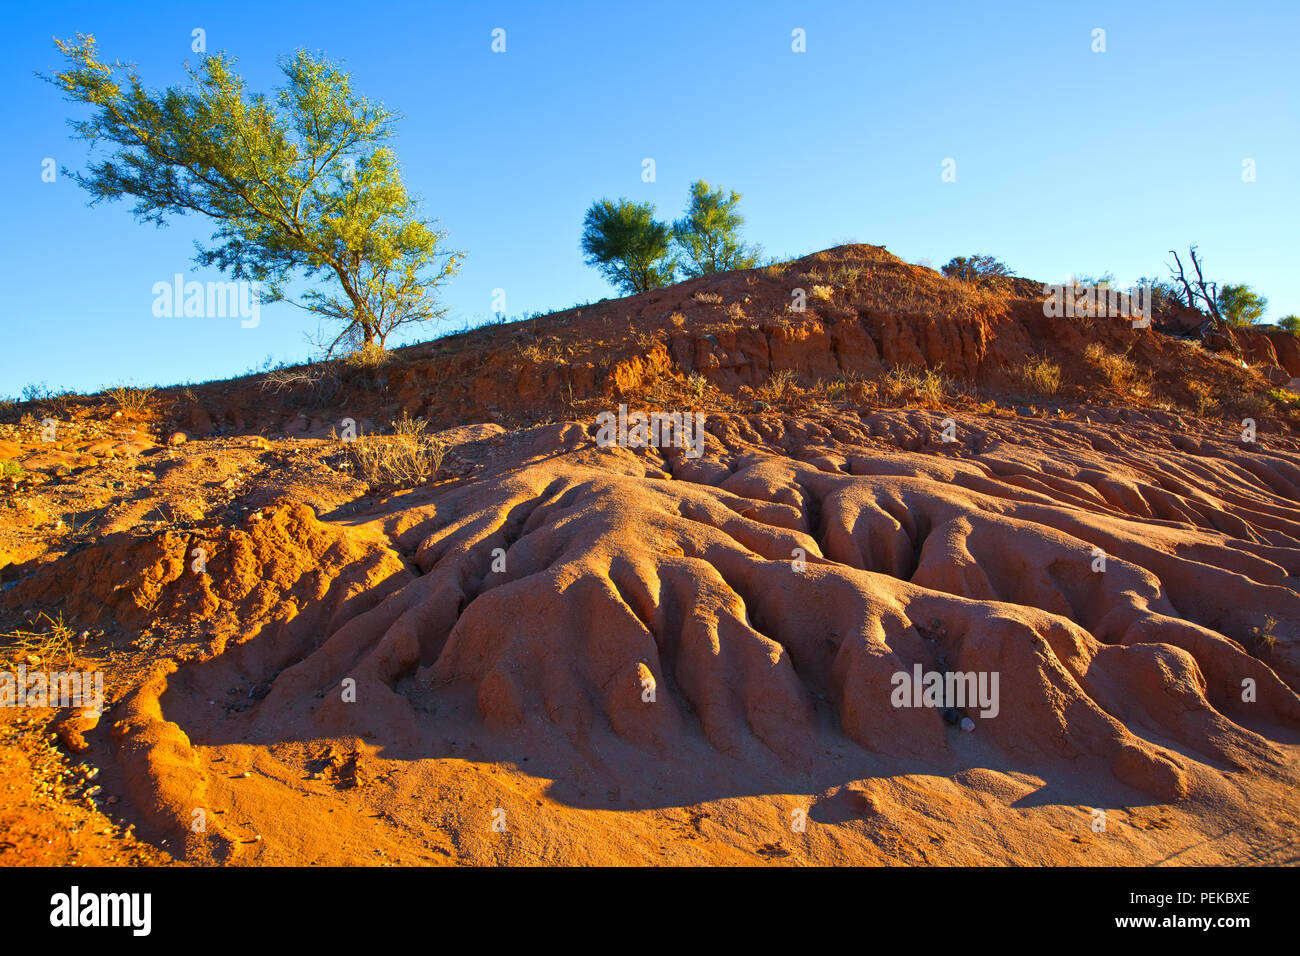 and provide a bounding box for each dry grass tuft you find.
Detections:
[1019,355,1062,395]
[346,412,448,487]
[756,368,799,404]
[881,365,957,408]
[0,612,77,672]
[1084,343,1148,397]
[104,384,156,414]
[343,343,389,369]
